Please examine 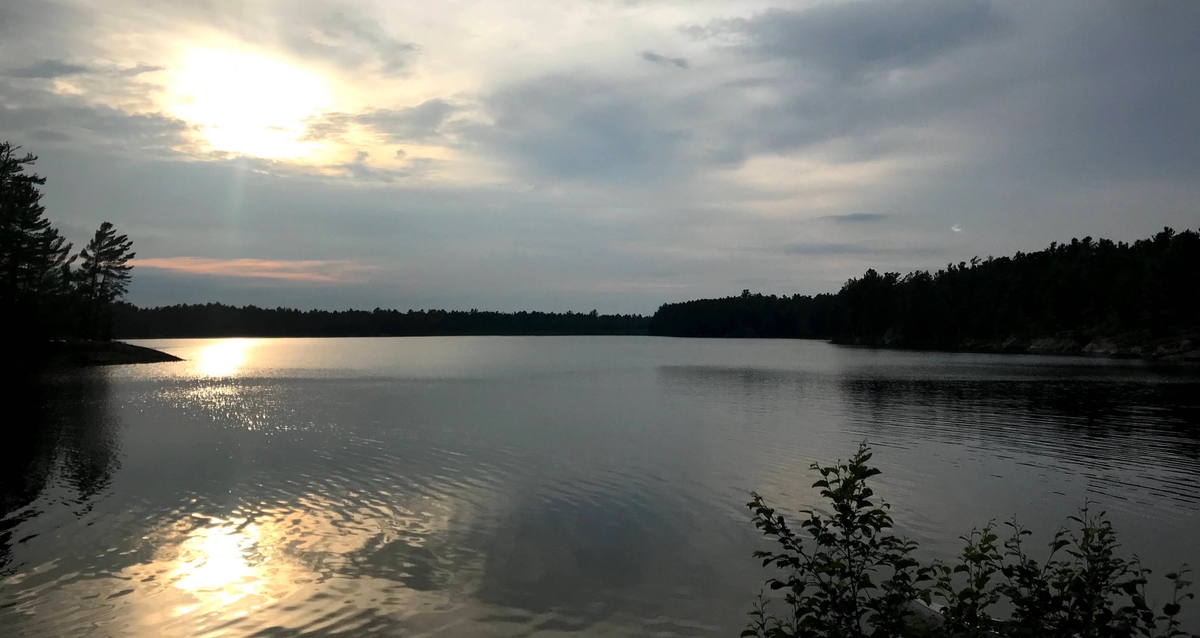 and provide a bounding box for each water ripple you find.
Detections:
[2,338,1198,634]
